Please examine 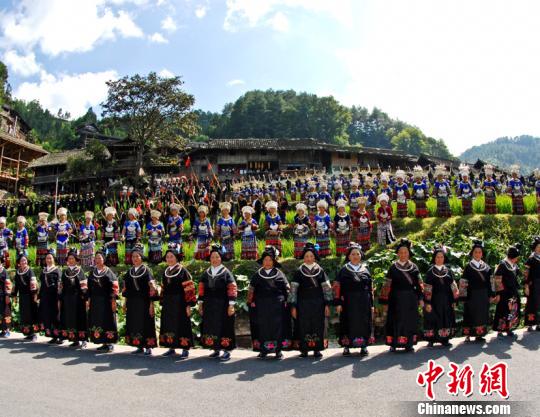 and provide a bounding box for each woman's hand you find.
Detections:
[185,306,191,317]
[227,305,235,316]
[335,305,342,314]
[291,307,297,319]
[324,305,330,317]
[198,303,203,316]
